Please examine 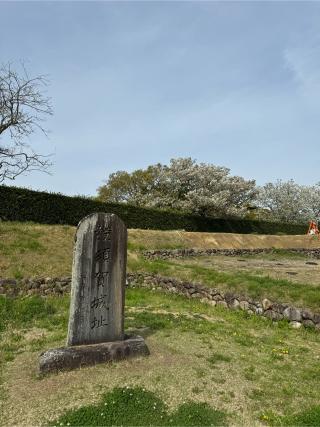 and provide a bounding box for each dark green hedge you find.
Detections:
[0,185,306,234]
